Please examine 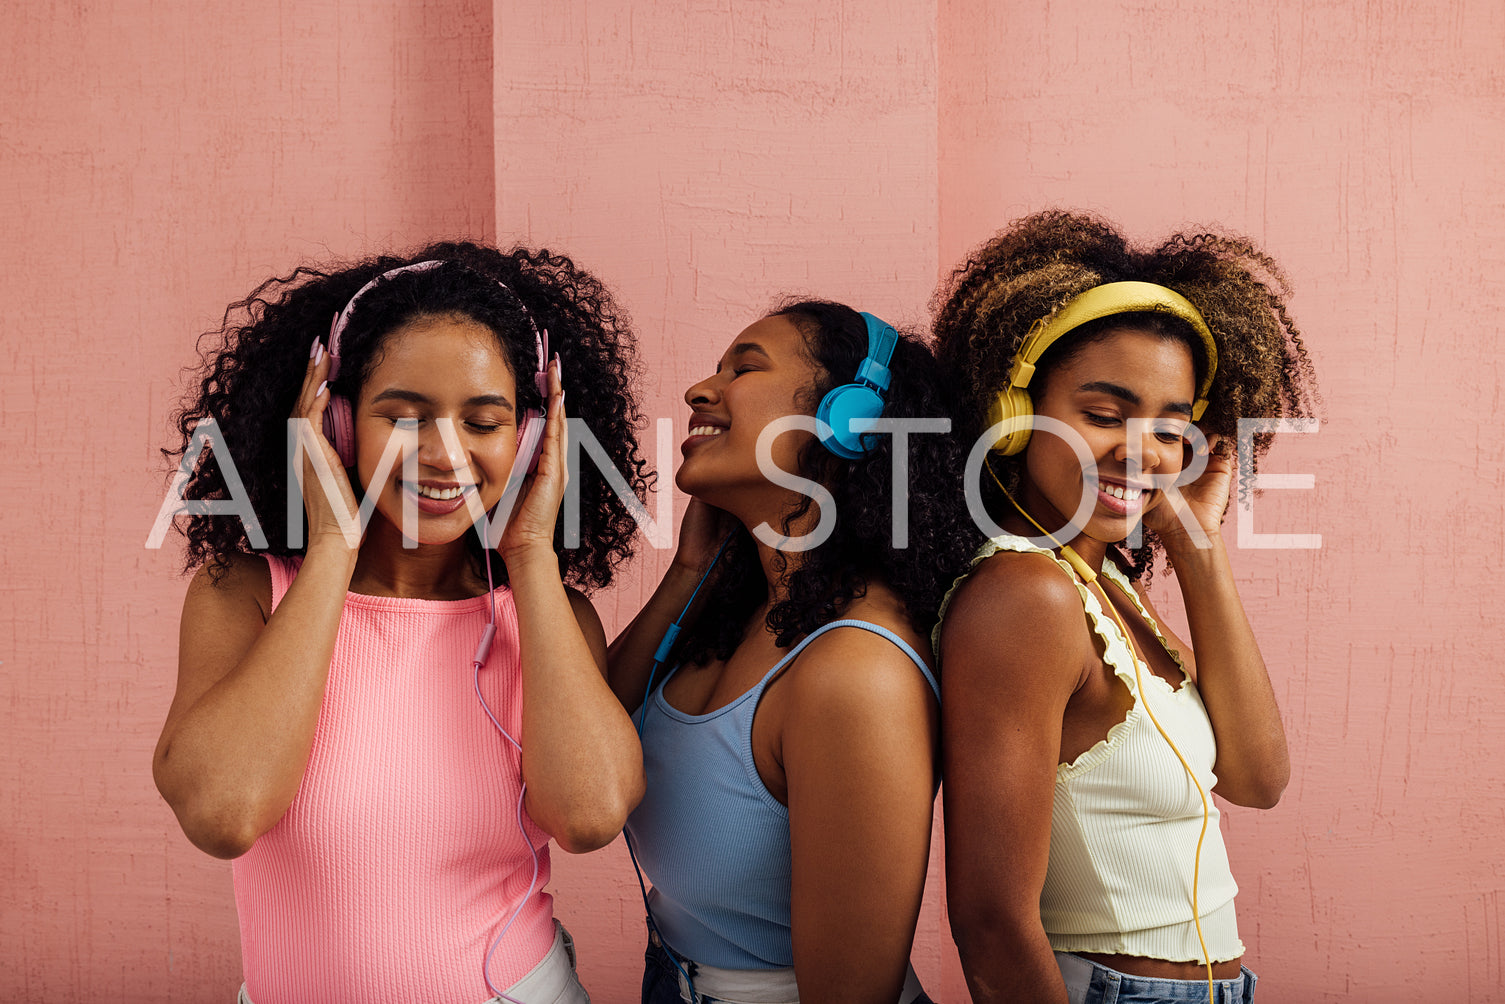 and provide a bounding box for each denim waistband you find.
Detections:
[648,926,926,1004]
[1055,952,1257,1004]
